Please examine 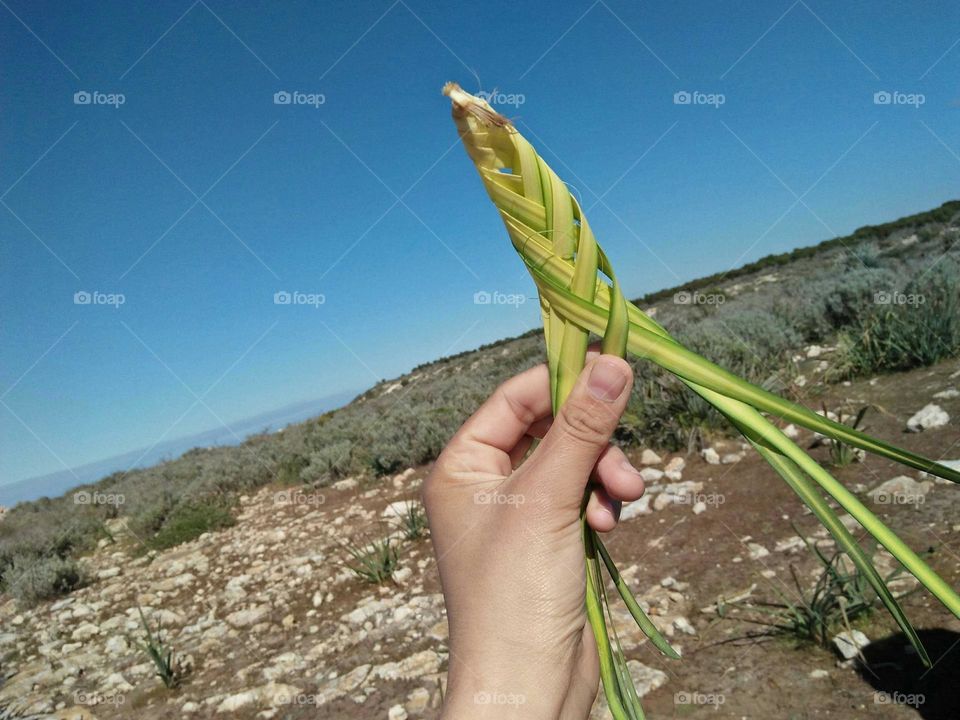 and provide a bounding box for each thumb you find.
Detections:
[521,355,633,509]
